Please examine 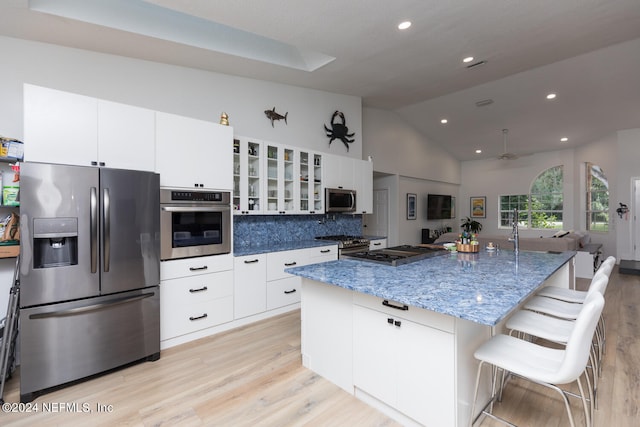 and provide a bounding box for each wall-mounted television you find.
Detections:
[427,194,452,220]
